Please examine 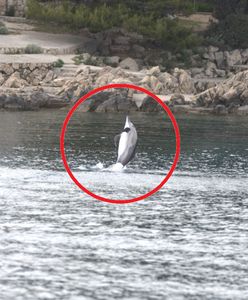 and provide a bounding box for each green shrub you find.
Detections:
[207,13,248,49]
[53,59,64,68]
[24,44,43,54]
[26,0,201,51]
[0,22,8,34]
